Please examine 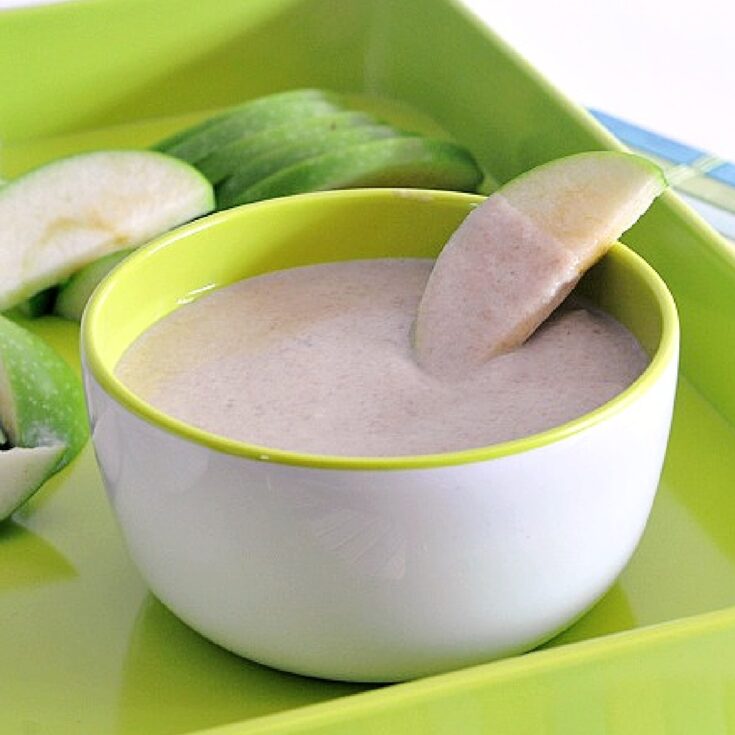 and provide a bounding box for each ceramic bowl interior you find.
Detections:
[83,188,678,469]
